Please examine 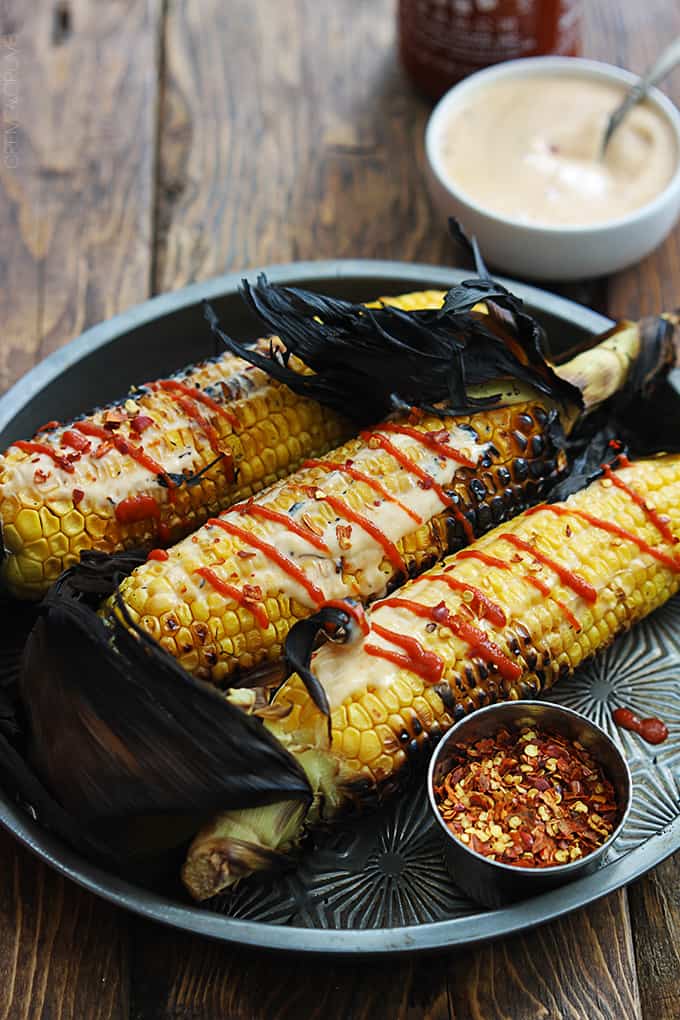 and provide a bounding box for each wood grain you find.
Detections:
[0,834,129,1020]
[446,895,641,1020]
[0,0,162,1017]
[129,922,450,1020]
[0,0,162,393]
[154,0,450,291]
[628,854,680,1020]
